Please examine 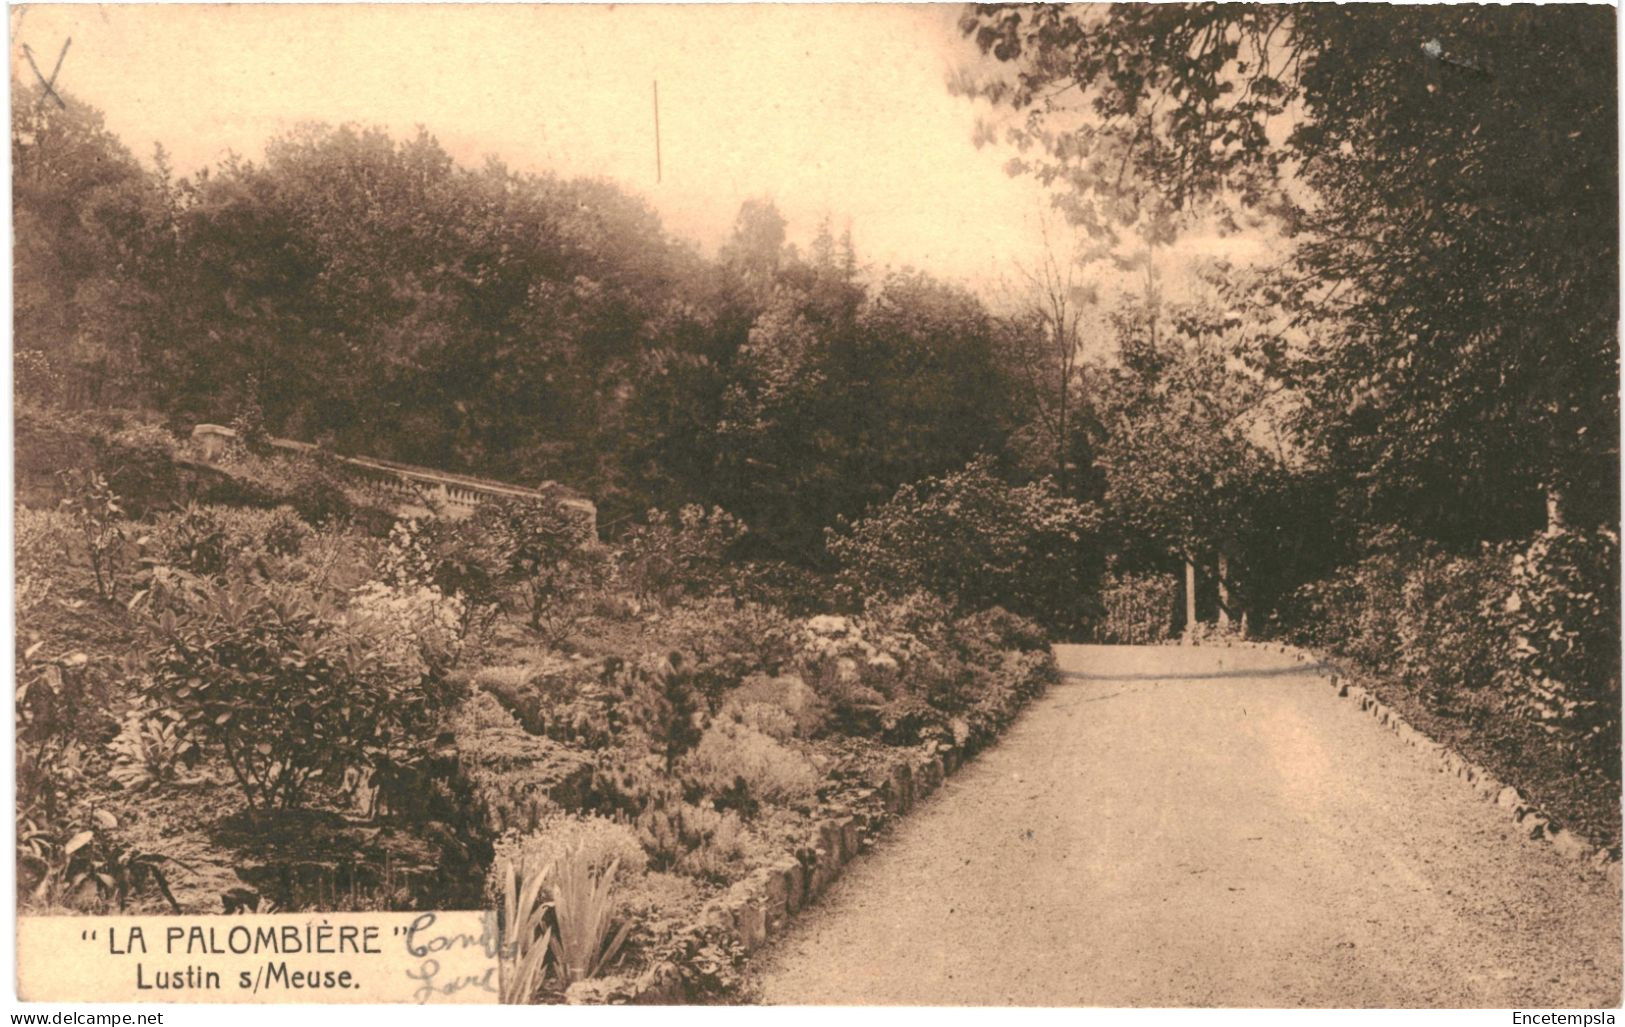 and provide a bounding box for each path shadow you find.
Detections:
[1060,664,1333,683]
